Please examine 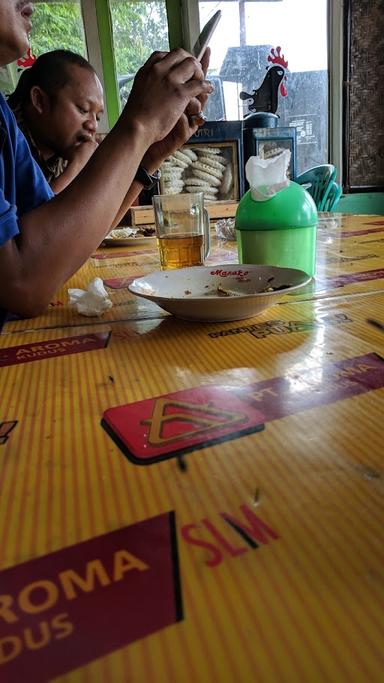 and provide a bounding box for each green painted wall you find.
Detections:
[95,0,120,127]
[166,0,183,50]
[337,193,384,215]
